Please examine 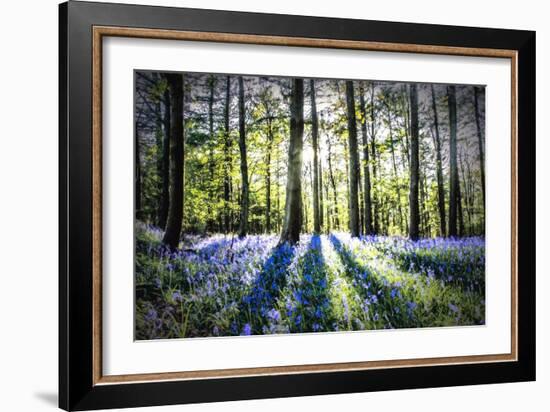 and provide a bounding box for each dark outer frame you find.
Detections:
[59,1,535,410]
